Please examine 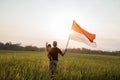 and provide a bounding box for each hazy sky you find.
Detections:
[0,0,120,51]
